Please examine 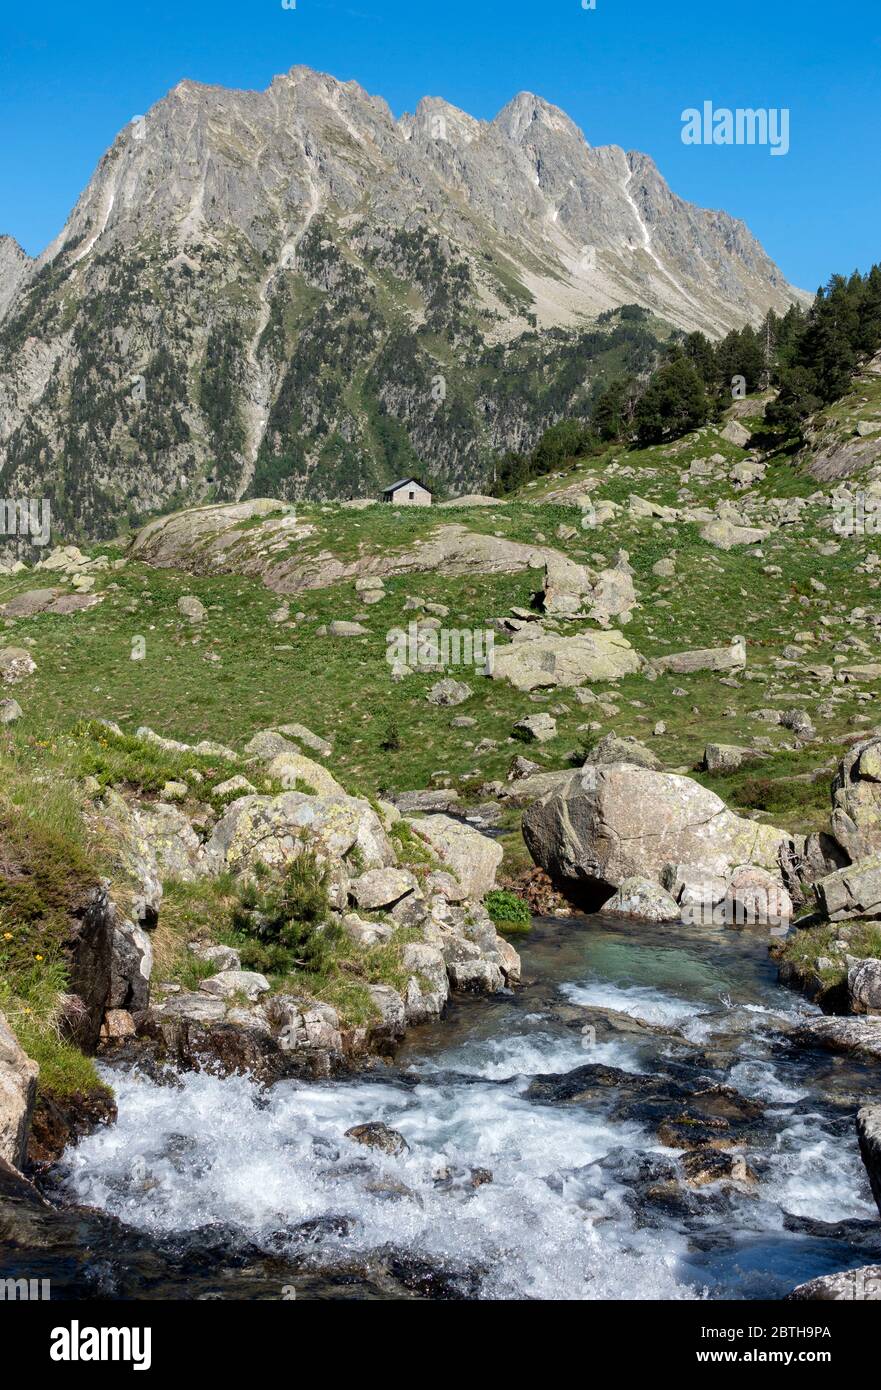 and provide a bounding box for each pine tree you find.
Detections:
[634,357,710,445]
